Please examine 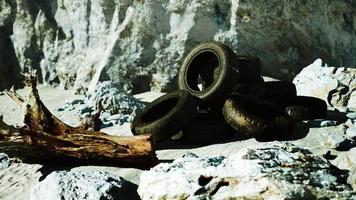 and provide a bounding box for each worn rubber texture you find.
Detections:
[181,112,235,145]
[235,55,261,81]
[178,41,240,105]
[263,81,297,97]
[266,96,327,121]
[222,94,294,141]
[231,77,265,97]
[131,90,197,143]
